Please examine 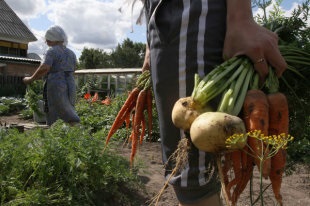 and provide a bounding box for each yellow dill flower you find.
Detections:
[226,129,294,157]
[225,133,248,149]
